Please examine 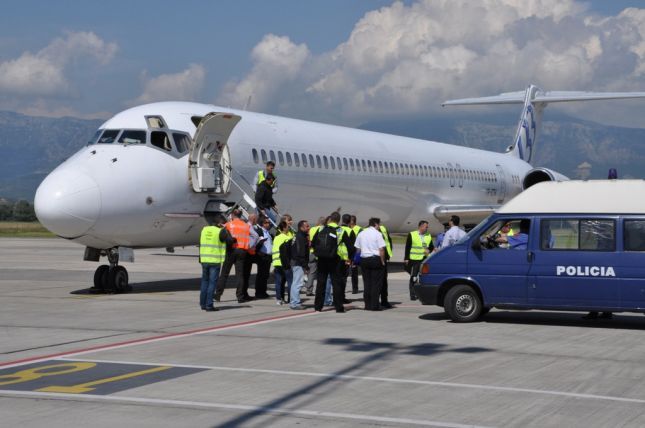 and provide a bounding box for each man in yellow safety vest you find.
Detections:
[404,220,434,301]
[378,222,394,309]
[199,214,233,311]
